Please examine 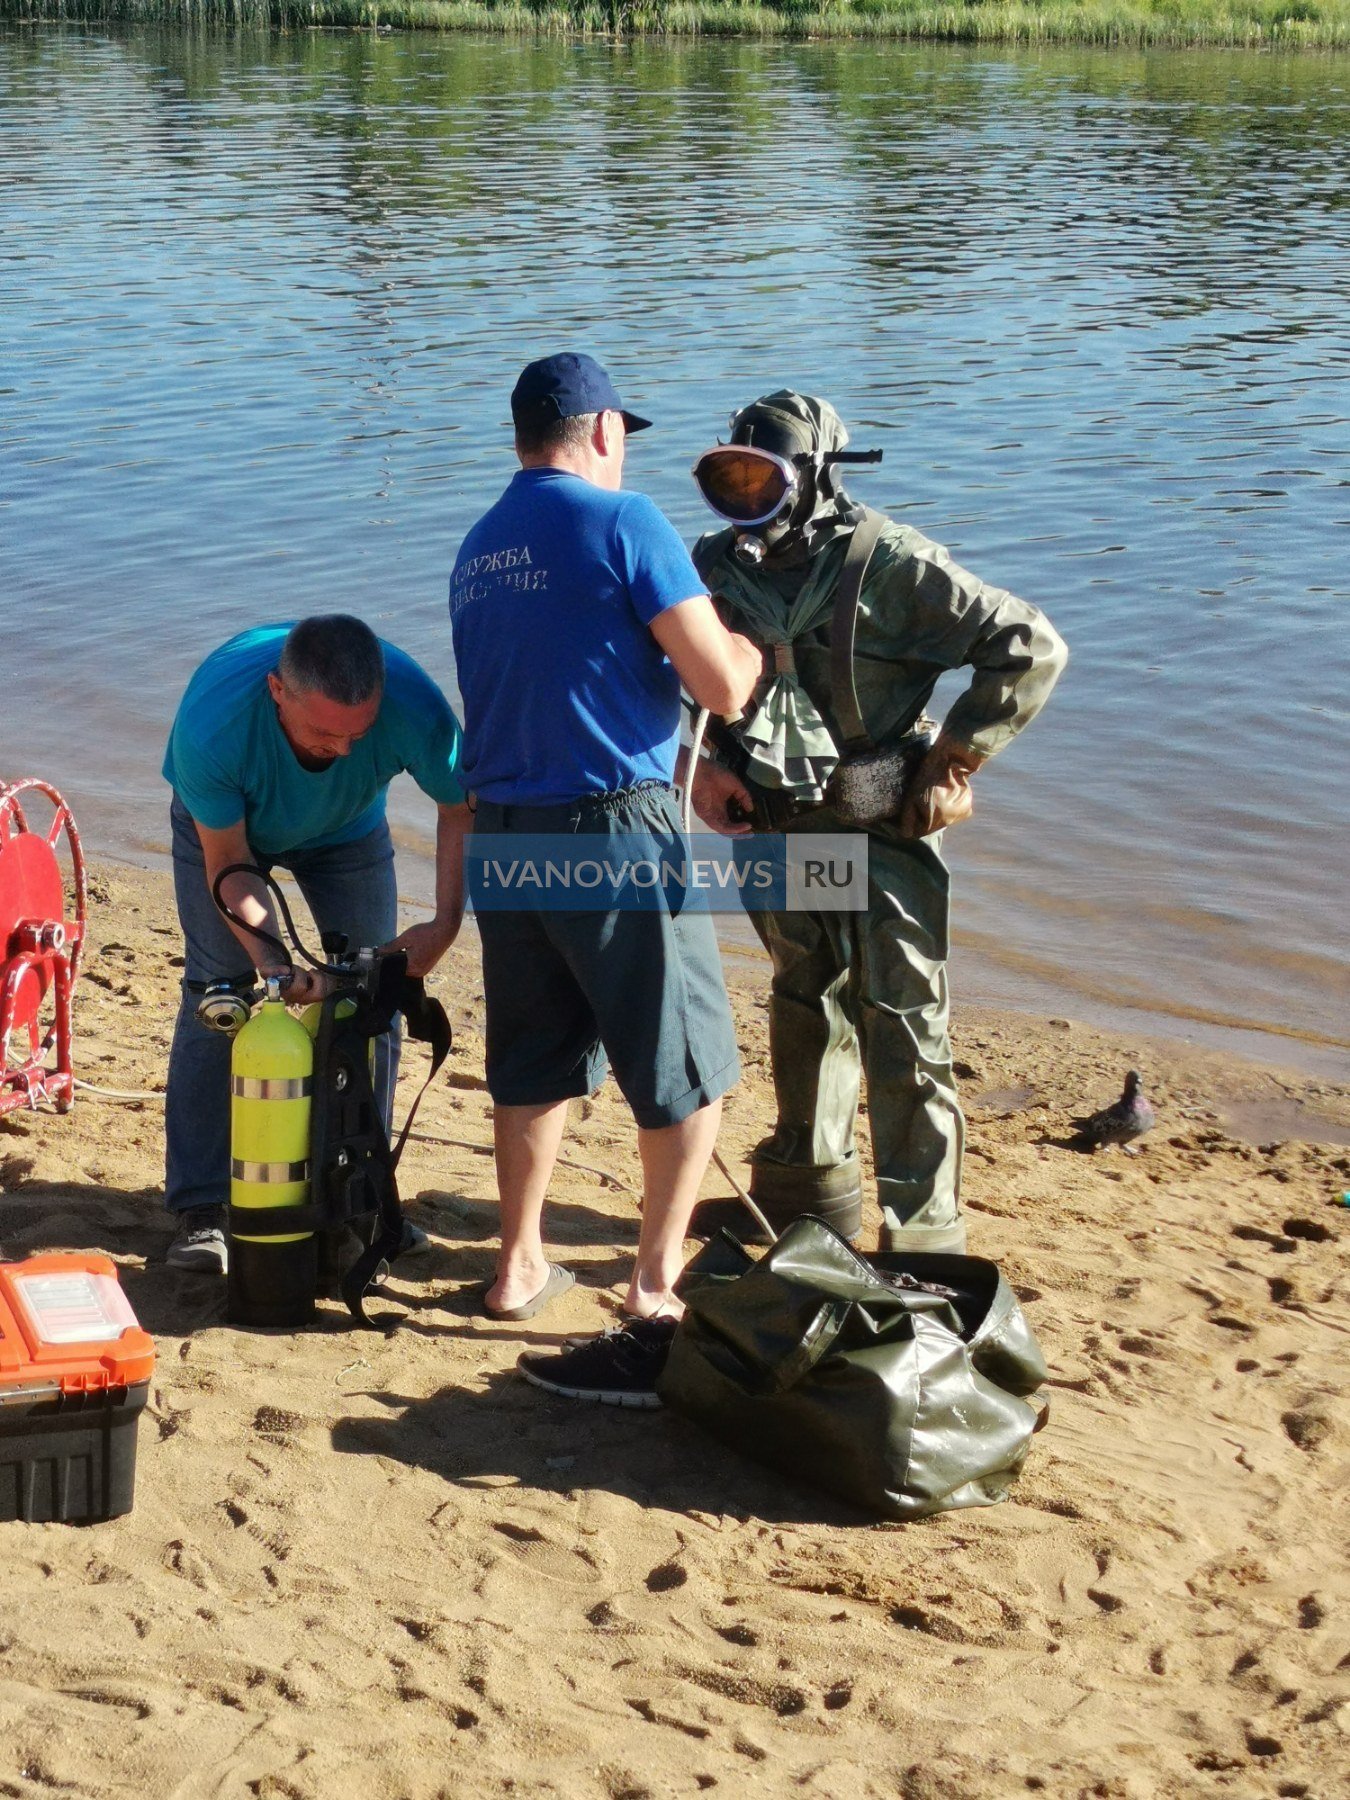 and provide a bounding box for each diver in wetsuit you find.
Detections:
[688,391,1068,1252]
